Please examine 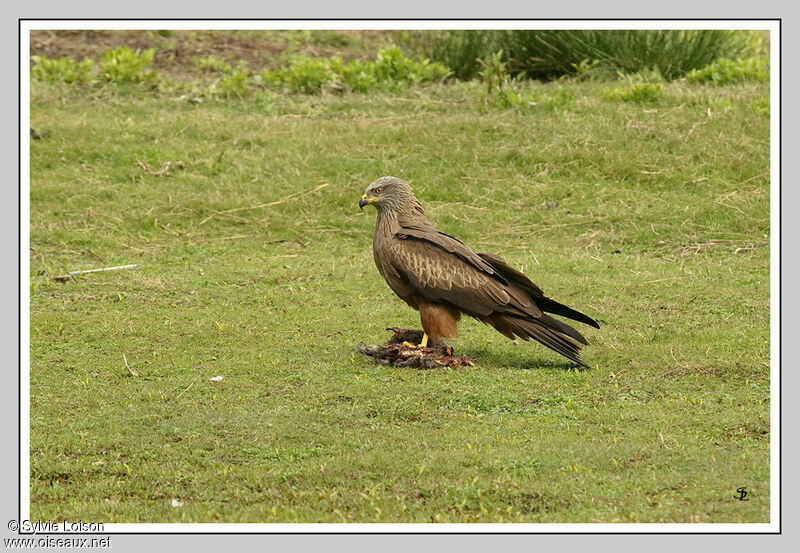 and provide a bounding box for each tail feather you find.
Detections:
[478,251,600,329]
[518,319,590,369]
[475,251,598,368]
[483,314,591,368]
[536,313,589,345]
[535,297,600,329]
